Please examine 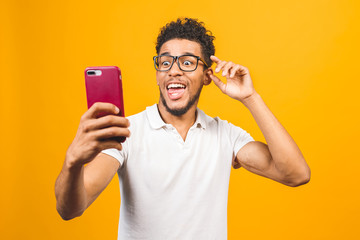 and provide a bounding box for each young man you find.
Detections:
[55,18,310,239]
